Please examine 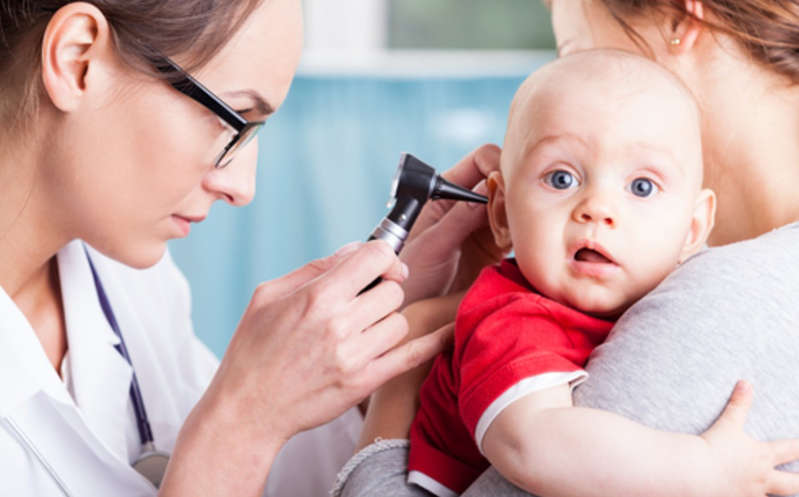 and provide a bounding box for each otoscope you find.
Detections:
[359,153,488,294]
